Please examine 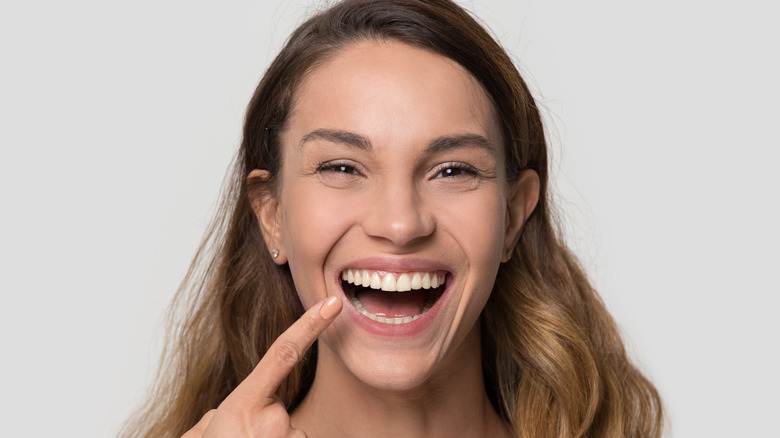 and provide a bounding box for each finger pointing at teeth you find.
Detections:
[183,297,342,438]
[237,296,342,402]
